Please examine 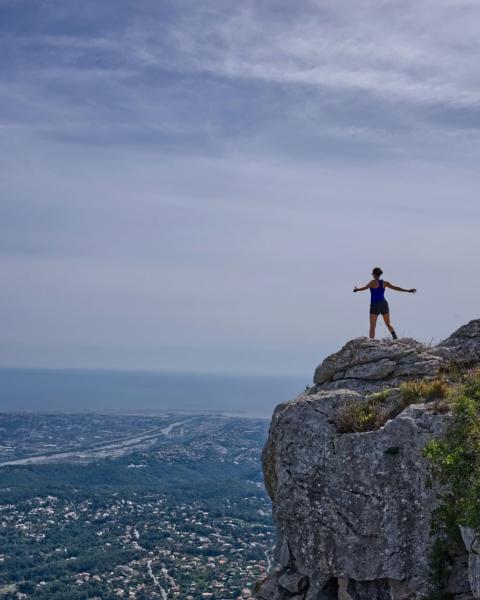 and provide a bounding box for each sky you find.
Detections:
[1,0,480,377]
